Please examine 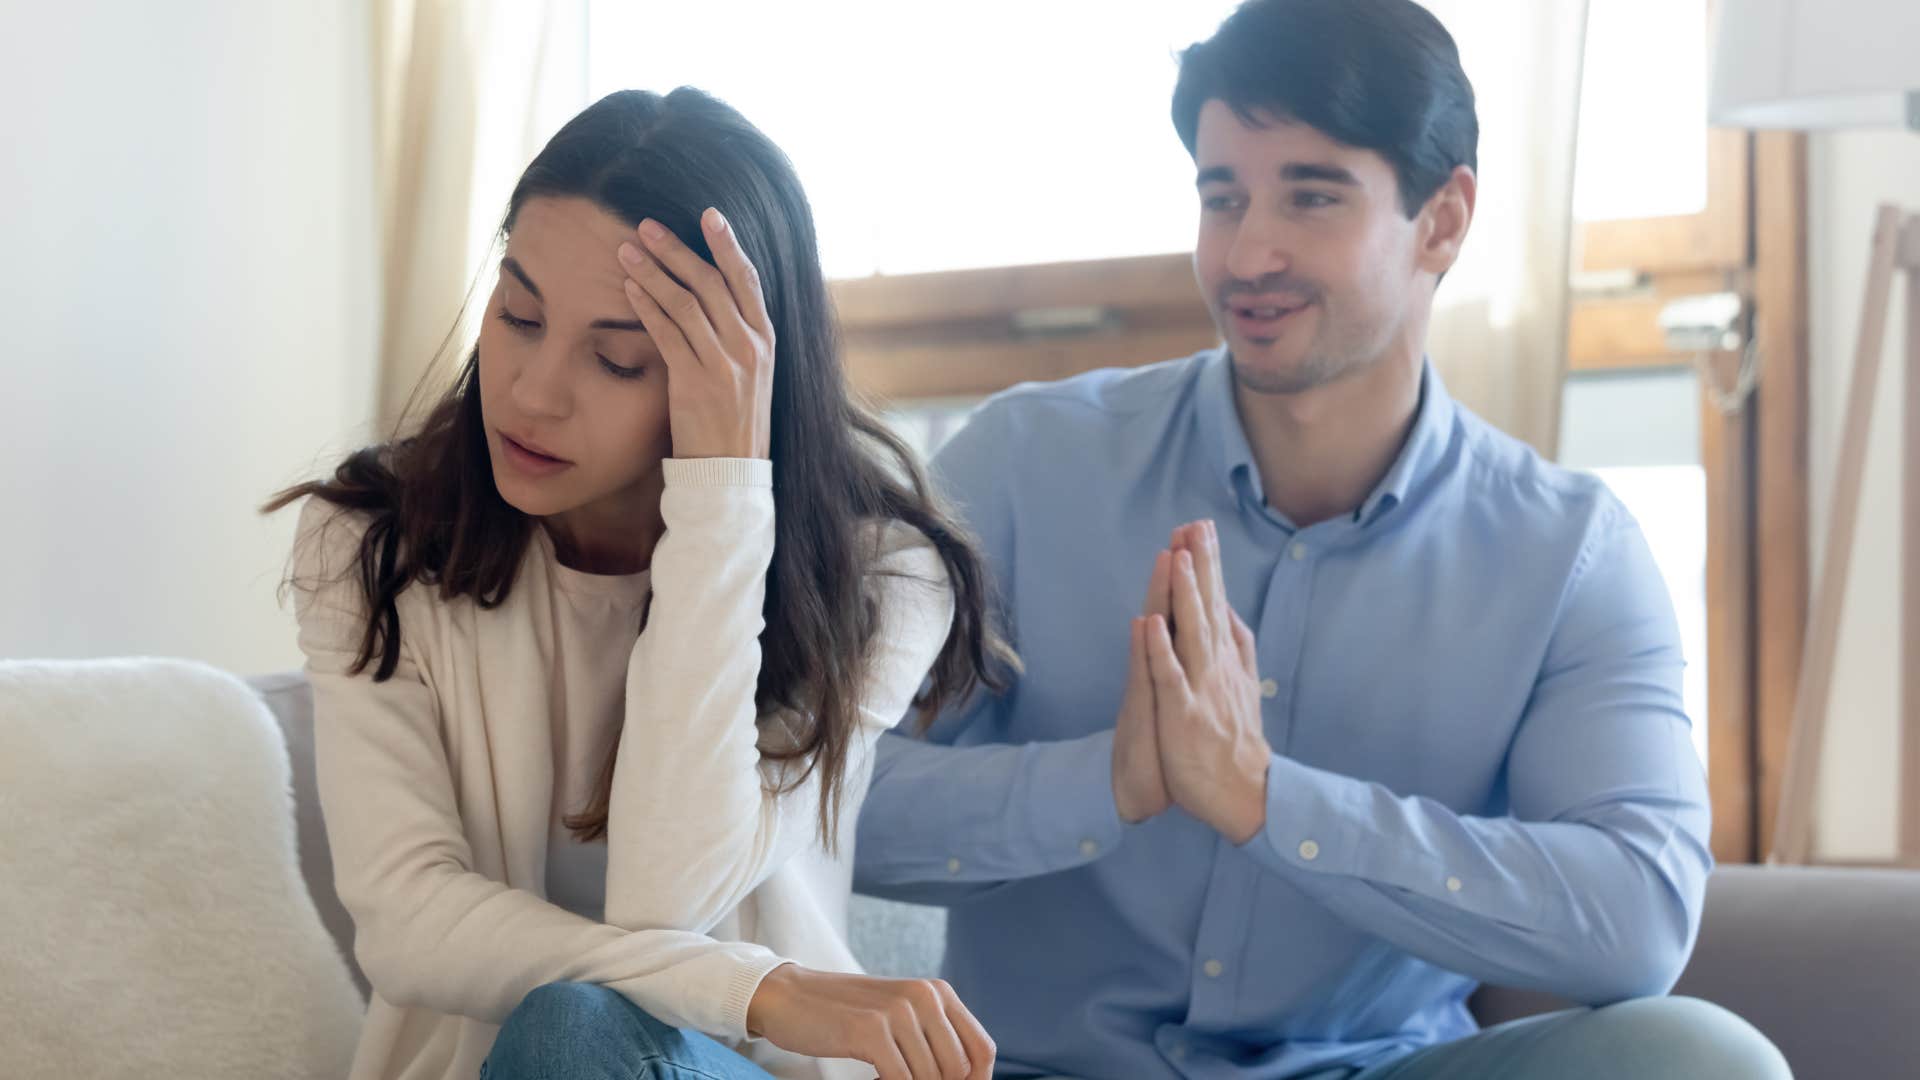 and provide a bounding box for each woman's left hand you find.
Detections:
[617,208,775,460]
